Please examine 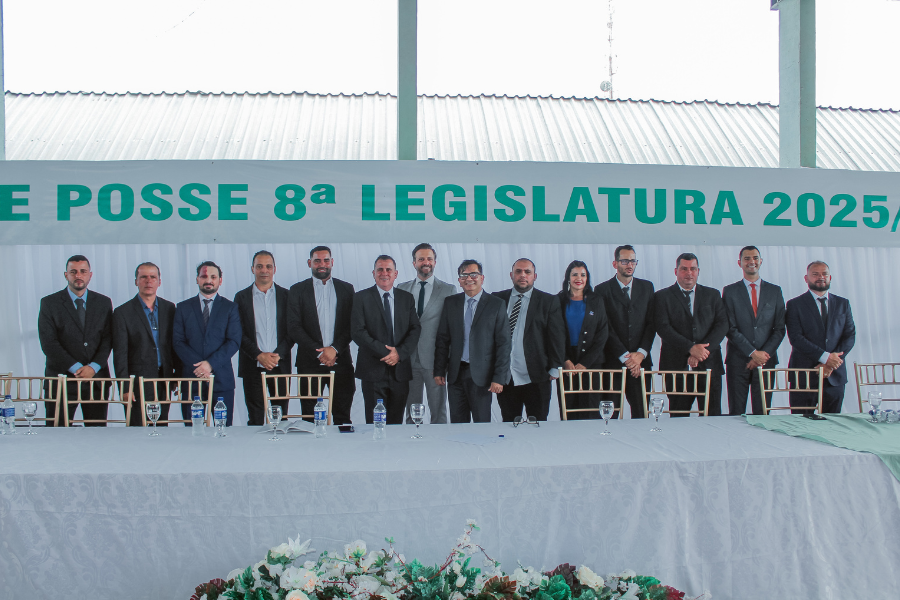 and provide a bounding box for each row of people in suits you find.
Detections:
[36,244,855,427]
